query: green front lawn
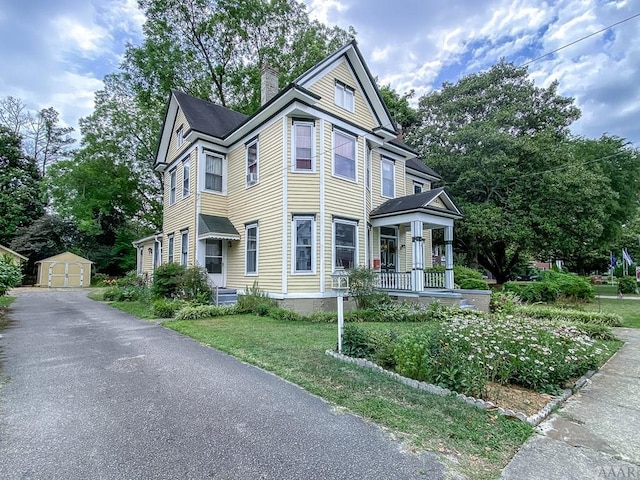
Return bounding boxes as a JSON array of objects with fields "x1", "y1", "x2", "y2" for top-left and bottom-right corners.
[
  {"x1": 578, "y1": 298, "x2": 640, "y2": 328},
  {"x1": 164, "y1": 315, "x2": 531, "y2": 480}
]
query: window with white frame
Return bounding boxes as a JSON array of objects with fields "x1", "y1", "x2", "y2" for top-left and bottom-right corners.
[
  {"x1": 381, "y1": 158, "x2": 394, "y2": 198},
  {"x1": 293, "y1": 216, "x2": 314, "y2": 273},
  {"x1": 176, "y1": 126, "x2": 184, "y2": 148},
  {"x1": 333, "y1": 130, "x2": 356, "y2": 181},
  {"x1": 205, "y1": 154, "x2": 223, "y2": 192},
  {"x1": 182, "y1": 159, "x2": 190, "y2": 197},
  {"x1": 180, "y1": 230, "x2": 188, "y2": 265},
  {"x1": 334, "y1": 219, "x2": 357, "y2": 269},
  {"x1": 169, "y1": 170, "x2": 176, "y2": 205},
  {"x1": 414, "y1": 182, "x2": 423, "y2": 194},
  {"x1": 245, "y1": 223, "x2": 258, "y2": 274},
  {"x1": 246, "y1": 140, "x2": 258, "y2": 186},
  {"x1": 167, "y1": 234, "x2": 174, "y2": 263},
  {"x1": 334, "y1": 80, "x2": 354, "y2": 112},
  {"x1": 293, "y1": 122, "x2": 313, "y2": 171}
]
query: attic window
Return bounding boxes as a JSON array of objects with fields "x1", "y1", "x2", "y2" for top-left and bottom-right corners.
[
  {"x1": 334, "y1": 80, "x2": 354, "y2": 112},
  {"x1": 176, "y1": 125, "x2": 184, "y2": 148}
]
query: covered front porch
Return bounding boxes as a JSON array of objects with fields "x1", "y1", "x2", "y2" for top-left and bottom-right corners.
[{"x1": 369, "y1": 187, "x2": 463, "y2": 293}]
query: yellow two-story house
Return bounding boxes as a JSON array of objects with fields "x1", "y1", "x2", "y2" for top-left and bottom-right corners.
[{"x1": 134, "y1": 41, "x2": 479, "y2": 311}]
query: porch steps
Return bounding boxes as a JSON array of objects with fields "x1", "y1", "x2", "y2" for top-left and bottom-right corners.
[{"x1": 215, "y1": 288, "x2": 238, "y2": 306}]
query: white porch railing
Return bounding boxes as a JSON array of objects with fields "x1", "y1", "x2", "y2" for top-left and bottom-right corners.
[
  {"x1": 374, "y1": 271, "x2": 446, "y2": 291},
  {"x1": 375, "y1": 272, "x2": 412, "y2": 290},
  {"x1": 424, "y1": 271, "x2": 445, "y2": 288}
]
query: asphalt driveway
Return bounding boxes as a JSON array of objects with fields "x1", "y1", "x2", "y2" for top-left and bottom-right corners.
[{"x1": 0, "y1": 290, "x2": 443, "y2": 479}]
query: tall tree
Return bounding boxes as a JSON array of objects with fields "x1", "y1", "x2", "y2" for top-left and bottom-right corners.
[
  {"x1": 379, "y1": 84, "x2": 417, "y2": 136},
  {"x1": 407, "y1": 60, "x2": 606, "y2": 282},
  {"x1": 0, "y1": 126, "x2": 44, "y2": 245}
]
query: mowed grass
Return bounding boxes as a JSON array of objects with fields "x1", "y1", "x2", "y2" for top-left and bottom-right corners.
[
  {"x1": 163, "y1": 315, "x2": 532, "y2": 480},
  {"x1": 578, "y1": 298, "x2": 640, "y2": 328}
]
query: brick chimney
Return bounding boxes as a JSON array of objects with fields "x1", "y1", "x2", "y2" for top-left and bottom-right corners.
[{"x1": 261, "y1": 63, "x2": 279, "y2": 106}]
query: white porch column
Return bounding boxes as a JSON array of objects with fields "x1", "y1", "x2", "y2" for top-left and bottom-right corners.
[
  {"x1": 445, "y1": 225, "x2": 454, "y2": 289},
  {"x1": 411, "y1": 220, "x2": 425, "y2": 292}
]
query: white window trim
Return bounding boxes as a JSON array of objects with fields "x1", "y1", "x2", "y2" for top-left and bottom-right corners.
[
  {"x1": 414, "y1": 181, "x2": 423, "y2": 194},
  {"x1": 334, "y1": 80, "x2": 355, "y2": 112},
  {"x1": 167, "y1": 234, "x2": 175, "y2": 263},
  {"x1": 292, "y1": 121, "x2": 315, "y2": 173},
  {"x1": 332, "y1": 130, "x2": 357, "y2": 183},
  {"x1": 176, "y1": 126, "x2": 184, "y2": 148},
  {"x1": 169, "y1": 170, "x2": 177, "y2": 205},
  {"x1": 180, "y1": 230, "x2": 189, "y2": 266},
  {"x1": 245, "y1": 223, "x2": 258, "y2": 275},
  {"x1": 246, "y1": 139, "x2": 259, "y2": 188},
  {"x1": 291, "y1": 216, "x2": 315, "y2": 275},
  {"x1": 381, "y1": 157, "x2": 395, "y2": 199},
  {"x1": 332, "y1": 218, "x2": 358, "y2": 271},
  {"x1": 182, "y1": 159, "x2": 190, "y2": 198},
  {"x1": 203, "y1": 153, "x2": 226, "y2": 195}
]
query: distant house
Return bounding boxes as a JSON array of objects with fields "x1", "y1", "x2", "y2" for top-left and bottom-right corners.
[
  {"x1": 0, "y1": 244, "x2": 27, "y2": 266},
  {"x1": 133, "y1": 40, "x2": 489, "y2": 312}
]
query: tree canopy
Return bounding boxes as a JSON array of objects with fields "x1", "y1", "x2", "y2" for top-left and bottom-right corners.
[{"x1": 407, "y1": 61, "x2": 639, "y2": 281}]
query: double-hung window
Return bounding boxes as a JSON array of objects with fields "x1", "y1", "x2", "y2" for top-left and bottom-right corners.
[
  {"x1": 334, "y1": 80, "x2": 354, "y2": 112},
  {"x1": 245, "y1": 223, "x2": 258, "y2": 275},
  {"x1": 176, "y1": 126, "x2": 184, "y2": 148},
  {"x1": 167, "y1": 234, "x2": 174, "y2": 263},
  {"x1": 182, "y1": 160, "x2": 190, "y2": 197},
  {"x1": 169, "y1": 170, "x2": 176, "y2": 205},
  {"x1": 293, "y1": 122, "x2": 313, "y2": 171},
  {"x1": 414, "y1": 182, "x2": 423, "y2": 194},
  {"x1": 334, "y1": 219, "x2": 357, "y2": 269},
  {"x1": 180, "y1": 230, "x2": 188, "y2": 266},
  {"x1": 381, "y1": 158, "x2": 394, "y2": 198},
  {"x1": 205, "y1": 154, "x2": 223, "y2": 192},
  {"x1": 333, "y1": 130, "x2": 356, "y2": 181},
  {"x1": 246, "y1": 139, "x2": 258, "y2": 186},
  {"x1": 293, "y1": 216, "x2": 314, "y2": 273}
]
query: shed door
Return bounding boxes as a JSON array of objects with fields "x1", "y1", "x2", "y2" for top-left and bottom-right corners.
[{"x1": 48, "y1": 262, "x2": 84, "y2": 287}]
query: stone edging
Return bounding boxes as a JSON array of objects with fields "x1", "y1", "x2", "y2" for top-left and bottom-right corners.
[{"x1": 325, "y1": 349, "x2": 596, "y2": 426}]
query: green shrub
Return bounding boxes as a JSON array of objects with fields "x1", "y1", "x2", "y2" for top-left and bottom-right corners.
[
  {"x1": 458, "y1": 278, "x2": 489, "y2": 290},
  {"x1": 0, "y1": 259, "x2": 22, "y2": 296},
  {"x1": 180, "y1": 266, "x2": 213, "y2": 303},
  {"x1": 348, "y1": 267, "x2": 390, "y2": 309},
  {"x1": 174, "y1": 304, "x2": 237, "y2": 320},
  {"x1": 151, "y1": 263, "x2": 187, "y2": 298},
  {"x1": 268, "y1": 307, "x2": 302, "y2": 322},
  {"x1": 236, "y1": 282, "x2": 277, "y2": 314},
  {"x1": 617, "y1": 276, "x2": 637, "y2": 294},
  {"x1": 306, "y1": 311, "x2": 337, "y2": 323},
  {"x1": 540, "y1": 270, "x2": 594, "y2": 301},
  {"x1": 515, "y1": 304, "x2": 622, "y2": 326},
  {"x1": 504, "y1": 281, "x2": 559, "y2": 303},
  {"x1": 102, "y1": 286, "x2": 120, "y2": 301},
  {"x1": 341, "y1": 324, "x2": 374, "y2": 358},
  {"x1": 490, "y1": 291, "x2": 520, "y2": 315},
  {"x1": 368, "y1": 329, "x2": 398, "y2": 369},
  {"x1": 91, "y1": 273, "x2": 110, "y2": 287},
  {"x1": 103, "y1": 285, "x2": 149, "y2": 302},
  {"x1": 152, "y1": 298, "x2": 187, "y2": 318}
]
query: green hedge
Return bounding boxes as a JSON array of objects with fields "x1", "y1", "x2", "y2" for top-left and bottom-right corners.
[
  {"x1": 174, "y1": 304, "x2": 237, "y2": 320},
  {"x1": 515, "y1": 304, "x2": 622, "y2": 326}
]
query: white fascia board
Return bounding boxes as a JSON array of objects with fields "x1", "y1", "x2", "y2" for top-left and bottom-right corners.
[
  {"x1": 371, "y1": 211, "x2": 455, "y2": 228},
  {"x1": 155, "y1": 94, "x2": 179, "y2": 168}
]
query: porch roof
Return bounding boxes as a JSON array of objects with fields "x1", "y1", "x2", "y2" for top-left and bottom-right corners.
[
  {"x1": 370, "y1": 187, "x2": 463, "y2": 219},
  {"x1": 198, "y1": 214, "x2": 240, "y2": 241}
]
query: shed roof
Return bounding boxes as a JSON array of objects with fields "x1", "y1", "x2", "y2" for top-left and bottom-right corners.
[
  {"x1": 35, "y1": 252, "x2": 93, "y2": 264},
  {"x1": 0, "y1": 244, "x2": 27, "y2": 261}
]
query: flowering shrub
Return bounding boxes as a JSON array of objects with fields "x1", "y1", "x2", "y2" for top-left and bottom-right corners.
[
  {"x1": 394, "y1": 315, "x2": 611, "y2": 395},
  {"x1": 0, "y1": 258, "x2": 22, "y2": 296},
  {"x1": 490, "y1": 291, "x2": 520, "y2": 315}
]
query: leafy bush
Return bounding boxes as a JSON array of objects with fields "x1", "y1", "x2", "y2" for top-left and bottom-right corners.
[
  {"x1": 458, "y1": 278, "x2": 489, "y2": 290},
  {"x1": 342, "y1": 324, "x2": 374, "y2": 358},
  {"x1": 367, "y1": 329, "x2": 398, "y2": 369},
  {"x1": 151, "y1": 263, "x2": 187, "y2": 298},
  {"x1": 348, "y1": 267, "x2": 389, "y2": 309},
  {"x1": 306, "y1": 311, "x2": 337, "y2": 323},
  {"x1": 117, "y1": 271, "x2": 148, "y2": 288},
  {"x1": 617, "y1": 276, "x2": 637, "y2": 294},
  {"x1": 490, "y1": 291, "x2": 520, "y2": 315},
  {"x1": 504, "y1": 281, "x2": 559, "y2": 303},
  {"x1": 179, "y1": 266, "x2": 213, "y2": 303},
  {"x1": 174, "y1": 304, "x2": 237, "y2": 320},
  {"x1": 236, "y1": 282, "x2": 277, "y2": 314},
  {"x1": 91, "y1": 273, "x2": 110, "y2": 287},
  {"x1": 540, "y1": 270, "x2": 594, "y2": 301},
  {"x1": 152, "y1": 299, "x2": 187, "y2": 318},
  {"x1": 103, "y1": 285, "x2": 149, "y2": 302},
  {"x1": 267, "y1": 307, "x2": 302, "y2": 322},
  {"x1": 515, "y1": 305, "x2": 622, "y2": 326},
  {"x1": 0, "y1": 259, "x2": 22, "y2": 296}
]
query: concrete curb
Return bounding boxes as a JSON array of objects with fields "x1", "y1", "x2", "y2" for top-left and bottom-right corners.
[{"x1": 325, "y1": 350, "x2": 597, "y2": 426}]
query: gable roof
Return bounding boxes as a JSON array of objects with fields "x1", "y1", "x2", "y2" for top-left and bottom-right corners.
[
  {"x1": 370, "y1": 188, "x2": 463, "y2": 218},
  {"x1": 35, "y1": 252, "x2": 93, "y2": 264},
  {"x1": 406, "y1": 158, "x2": 441, "y2": 180},
  {"x1": 173, "y1": 90, "x2": 248, "y2": 139},
  {"x1": 0, "y1": 244, "x2": 27, "y2": 261}
]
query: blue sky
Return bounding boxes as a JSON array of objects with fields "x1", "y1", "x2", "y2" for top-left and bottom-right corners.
[{"x1": 0, "y1": 0, "x2": 638, "y2": 145}]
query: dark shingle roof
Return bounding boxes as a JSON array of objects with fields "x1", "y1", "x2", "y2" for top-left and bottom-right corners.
[
  {"x1": 405, "y1": 157, "x2": 441, "y2": 179},
  {"x1": 370, "y1": 187, "x2": 462, "y2": 218},
  {"x1": 198, "y1": 214, "x2": 240, "y2": 239},
  {"x1": 173, "y1": 90, "x2": 248, "y2": 139}
]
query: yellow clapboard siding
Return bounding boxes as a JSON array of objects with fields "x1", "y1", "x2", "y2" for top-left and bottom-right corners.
[{"x1": 307, "y1": 61, "x2": 378, "y2": 131}]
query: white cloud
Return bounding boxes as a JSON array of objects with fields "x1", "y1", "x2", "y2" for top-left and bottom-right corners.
[{"x1": 54, "y1": 16, "x2": 111, "y2": 57}]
